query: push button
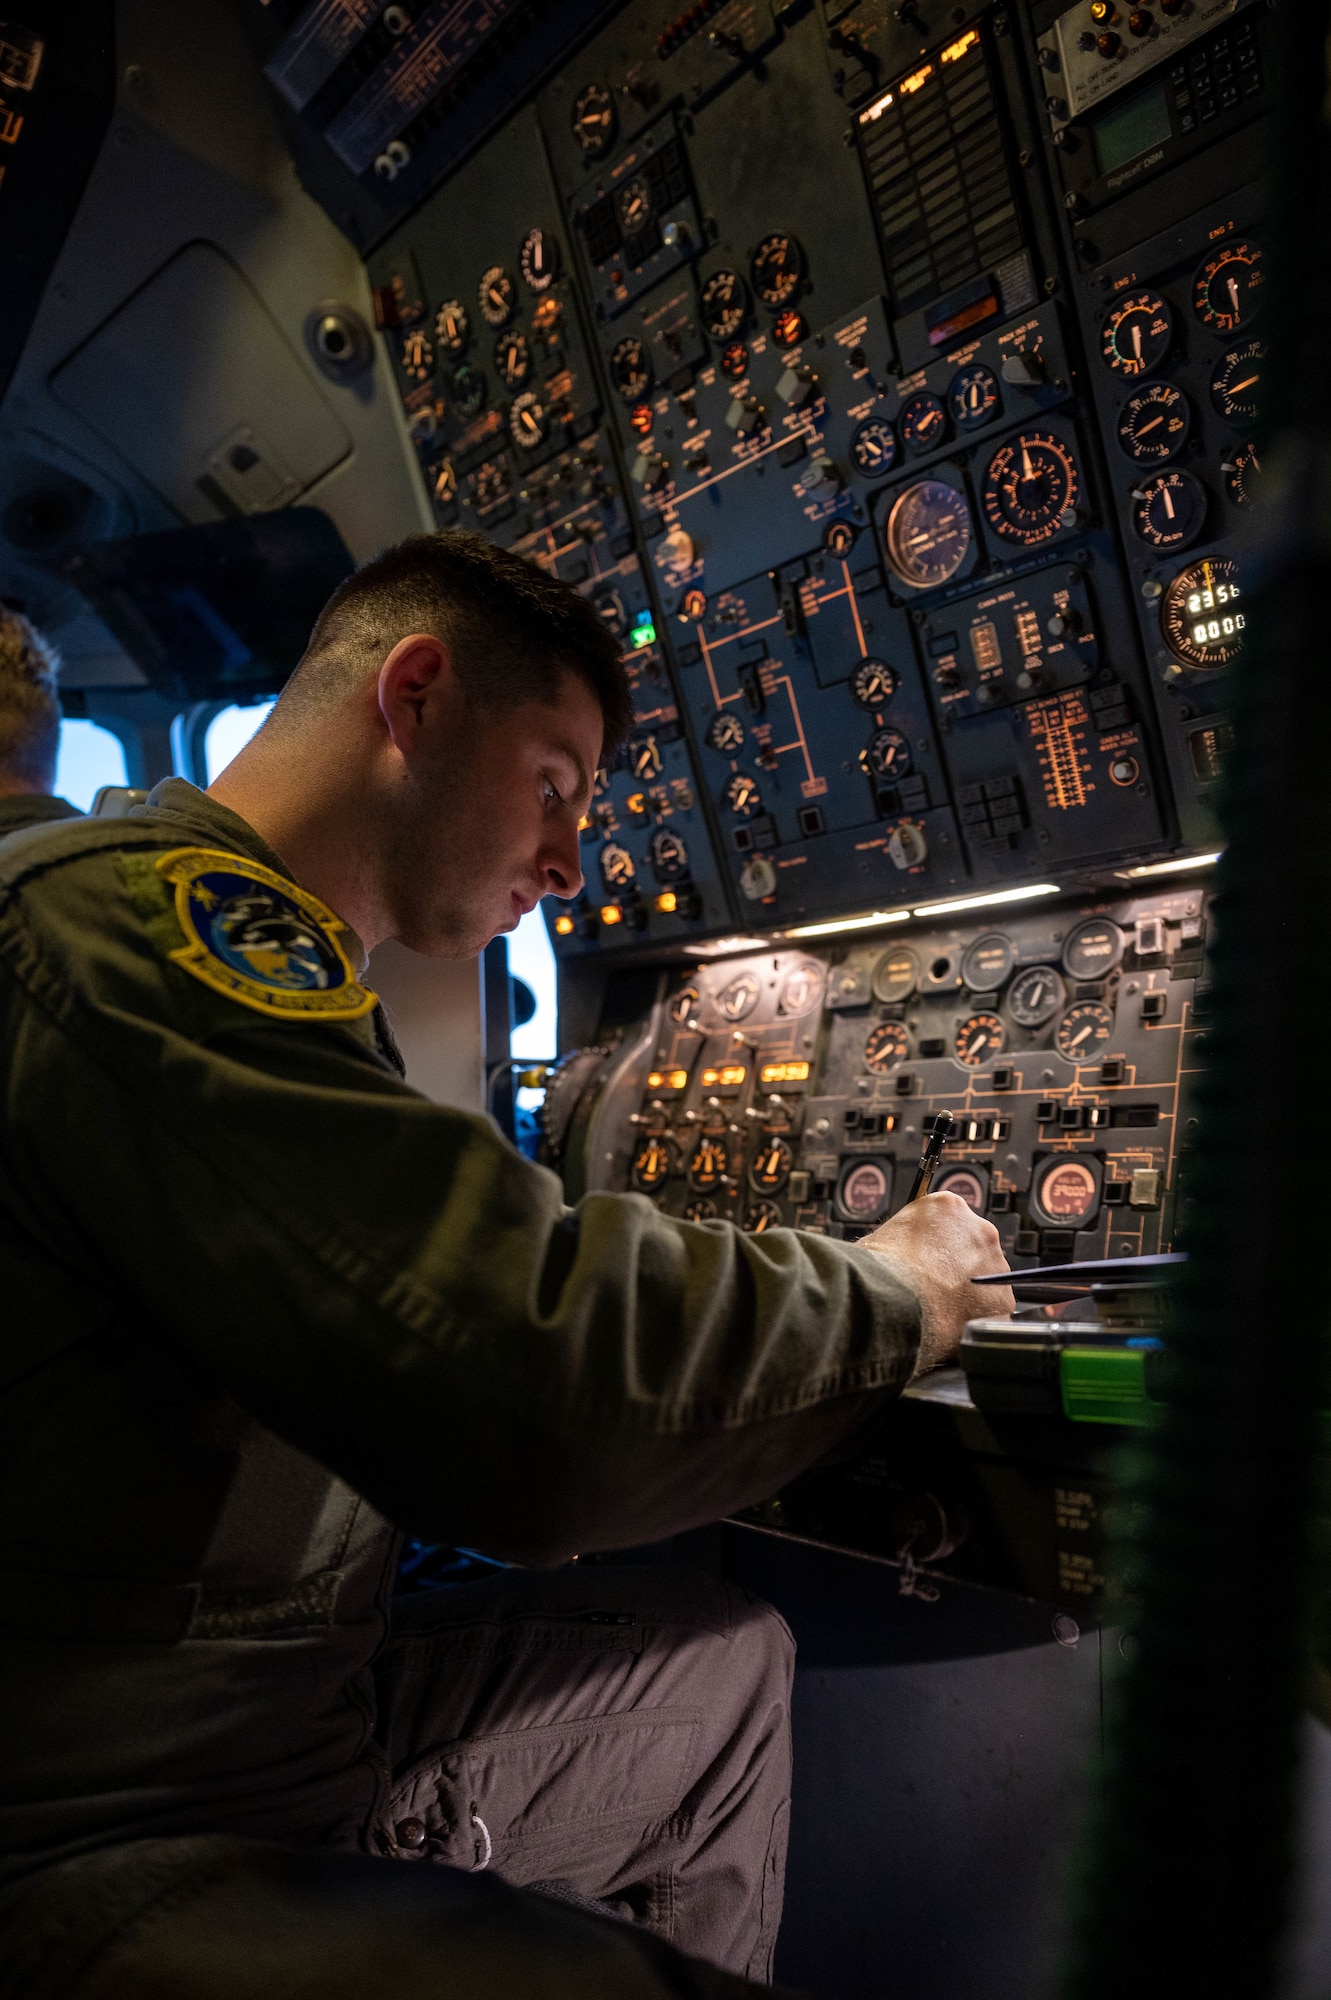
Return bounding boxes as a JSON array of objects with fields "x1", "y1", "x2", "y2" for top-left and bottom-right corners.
[{"x1": 396, "y1": 1817, "x2": 427, "y2": 1848}]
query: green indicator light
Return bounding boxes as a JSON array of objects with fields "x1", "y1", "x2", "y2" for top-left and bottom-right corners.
[{"x1": 630, "y1": 617, "x2": 657, "y2": 648}]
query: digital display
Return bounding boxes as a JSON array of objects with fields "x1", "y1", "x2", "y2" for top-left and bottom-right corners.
[
  {"x1": 1091, "y1": 80, "x2": 1172, "y2": 176},
  {"x1": 1162, "y1": 559, "x2": 1246, "y2": 669}
]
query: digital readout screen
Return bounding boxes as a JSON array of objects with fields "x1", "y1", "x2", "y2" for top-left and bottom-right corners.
[{"x1": 1091, "y1": 79, "x2": 1172, "y2": 177}]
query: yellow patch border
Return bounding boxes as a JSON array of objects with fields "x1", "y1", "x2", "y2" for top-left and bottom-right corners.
[{"x1": 155, "y1": 846, "x2": 378, "y2": 1022}]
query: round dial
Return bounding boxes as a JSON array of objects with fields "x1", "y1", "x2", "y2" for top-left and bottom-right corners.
[
  {"x1": 1101, "y1": 290, "x2": 1173, "y2": 376},
  {"x1": 494, "y1": 331, "x2": 531, "y2": 388},
  {"x1": 745, "y1": 1201, "x2": 783, "y2": 1234},
  {"x1": 864, "y1": 1019, "x2": 909, "y2": 1071},
  {"x1": 982, "y1": 433, "x2": 1078, "y2": 544},
  {"x1": 572, "y1": 79, "x2": 615, "y2": 156},
  {"x1": 450, "y1": 362, "x2": 486, "y2": 418},
  {"x1": 478, "y1": 265, "x2": 515, "y2": 327},
  {"x1": 599, "y1": 842, "x2": 636, "y2": 888},
  {"x1": 935, "y1": 1166, "x2": 987, "y2": 1211},
  {"x1": 1210, "y1": 338, "x2": 1265, "y2": 425},
  {"x1": 723, "y1": 771, "x2": 762, "y2": 816},
  {"x1": 1061, "y1": 918, "x2": 1124, "y2": 979},
  {"x1": 1118, "y1": 382, "x2": 1190, "y2": 463},
  {"x1": 850, "y1": 418, "x2": 898, "y2": 480},
  {"x1": 1131, "y1": 468, "x2": 1207, "y2": 549},
  {"x1": 1192, "y1": 239, "x2": 1263, "y2": 335},
  {"x1": 872, "y1": 944, "x2": 919, "y2": 1002},
  {"x1": 700, "y1": 268, "x2": 747, "y2": 340},
  {"x1": 509, "y1": 391, "x2": 549, "y2": 450},
  {"x1": 954, "y1": 1011, "x2": 1005, "y2": 1066},
  {"x1": 772, "y1": 307, "x2": 806, "y2": 349},
  {"x1": 532, "y1": 293, "x2": 563, "y2": 344},
  {"x1": 432, "y1": 458, "x2": 457, "y2": 507},
  {"x1": 838, "y1": 1158, "x2": 892, "y2": 1221},
  {"x1": 1007, "y1": 964, "x2": 1066, "y2": 1027},
  {"x1": 650, "y1": 828, "x2": 690, "y2": 880},
  {"x1": 779, "y1": 959, "x2": 825, "y2": 1015},
  {"x1": 824, "y1": 519, "x2": 859, "y2": 557},
  {"x1": 631, "y1": 1134, "x2": 673, "y2": 1191},
  {"x1": 884, "y1": 480, "x2": 972, "y2": 590},
  {"x1": 750, "y1": 232, "x2": 803, "y2": 308},
  {"x1": 960, "y1": 932, "x2": 1015, "y2": 991},
  {"x1": 617, "y1": 175, "x2": 652, "y2": 235},
  {"x1": 851, "y1": 657, "x2": 900, "y2": 709},
  {"x1": 720, "y1": 340, "x2": 750, "y2": 380},
  {"x1": 434, "y1": 299, "x2": 469, "y2": 353},
  {"x1": 684, "y1": 1197, "x2": 717, "y2": 1221},
  {"x1": 519, "y1": 226, "x2": 559, "y2": 293},
  {"x1": 399, "y1": 328, "x2": 434, "y2": 382},
  {"x1": 1033, "y1": 1156, "x2": 1100, "y2": 1226},
  {"x1": 948, "y1": 364, "x2": 1000, "y2": 430},
  {"x1": 716, "y1": 971, "x2": 761, "y2": 1021},
  {"x1": 750, "y1": 1135, "x2": 794, "y2": 1193},
  {"x1": 867, "y1": 727, "x2": 912, "y2": 780},
  {"x1": 688, "y1": 1135, "x2": 729, "y2": 1190},
  {"x1": 668, "y1": 984, "x2": 699, "y2": 1025},
  {"x1": 1055, "y1": 1000, "x2": 1114, "y2": 1061},
  {"x1": 610, "y1": 335, "x2": 652, "y2": 401},
  {"x1": 900, "y1": 392, "x2": 947, "y2": 454},
  {"x1": 1161, "y1": 556, "x2": 1245, "y2": 667},
  {"x1": 708, "y1": 709, "x2": 745, "y2": 753},
  {"x1": 1224, "y1": 441, "x2": 1264, "y2": 508}
]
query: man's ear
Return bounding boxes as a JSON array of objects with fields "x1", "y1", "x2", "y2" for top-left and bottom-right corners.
[{"x1": 376, "y1": 633, "x2": 460, "y2": 753}]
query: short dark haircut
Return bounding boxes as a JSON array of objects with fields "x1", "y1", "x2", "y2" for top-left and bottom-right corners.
[
  {"x1": 0, "y1": 606, "x2": 60, "y2": 790},
  {"x1": 277, "y1": 530, "x2": 634, "y2": 757}
]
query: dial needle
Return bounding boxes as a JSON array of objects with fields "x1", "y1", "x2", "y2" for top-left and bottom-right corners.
[
  {"x1": 1137, "y1": 414, "x2": 1165, "y2": 436},
  {"x1": 1227, "y1": 275, "x2": 1241, "y2": 314},
  {"x1": 1230, "y1": 374, "x2": 1259, "y2": 394},
  {"x1": 1130, "y1": 325, "x2": 1142, "y2": 358}
]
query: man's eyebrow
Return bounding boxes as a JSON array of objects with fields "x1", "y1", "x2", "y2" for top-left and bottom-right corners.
[{"x1": 553, "y1": 744, "x2": 591, "y2": 806}]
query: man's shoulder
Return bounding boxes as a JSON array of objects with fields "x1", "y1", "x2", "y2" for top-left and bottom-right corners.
[{"x1": 0, "y1": 807, "x2": 187, "y2": 894}]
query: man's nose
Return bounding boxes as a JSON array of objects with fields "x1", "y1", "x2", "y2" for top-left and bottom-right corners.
[{"x1": 541, "y1": 822, "x2": 584, "y2": 901}]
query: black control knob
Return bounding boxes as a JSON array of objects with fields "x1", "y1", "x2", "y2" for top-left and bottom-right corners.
[{"x1": 1096, "y1": 29, "x2": 1122, "y2": 54}]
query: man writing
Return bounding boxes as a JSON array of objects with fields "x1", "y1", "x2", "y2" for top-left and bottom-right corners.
[{"x1": 0, "y1": 532, "x2": 1010, "y2": 1998}]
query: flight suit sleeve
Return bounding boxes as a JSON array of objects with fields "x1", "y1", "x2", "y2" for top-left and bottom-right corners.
[{"x1": 0, "y1": 847, "x2": 923, "y2": 1565}]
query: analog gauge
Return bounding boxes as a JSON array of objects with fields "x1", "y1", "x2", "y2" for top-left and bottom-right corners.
[
  {"x1": 688, "y1": 1135, "x2": 729, "y2": 1190},
  {"x1": 631, "y1": 1134, "x2": 673, "y2": 1191},
  {"x1": 684, "y1": 1197, "x2": 717, "y2": 1221},
  {"x1": 960, "y1": 932, "x2": 1015, "y2": 991},
  {"x1": 837, "y1": 1158, "x2": 893, "y2": 1222},
  {"x1": 708, "y1": 710, "x2": 745, "y2": 753},
  {"x1": 745, "y1": 1201, "x2": 784, "y2": 1233},
  {"x1": 720, "y1": 340, "x2": 750, "y2": 379},
  {"x1": 867, "y1": 728, "x2": 912, "y2": 780},
  {"x1": 935, "y1": 1166, "x2": 987, "y2": 1211},
  {"x1": 494, "y1": 331, "x2": 531, "y2": 388},
  {"x1": 1131, "y1": 468, "x2": 1207, "y2": 549},
  {"x1": 399, "y1": 328, "x2": 434, "y2": 382},
  {"x1": 434, "y1": 299, "x2": 469, "y2": 353},
  {"x1": 851, "y1": 657, "x2": 900, "y2": 709},
  {"x1": 723, "y1": 771, "x2": 762, "y2": 816},
  {"x1": 872, "y1": 944, "x2": 920, "y2": 1002},
  {"x1": 599, "y1": 842, "x2": 636, "y2": 888},
  {"x1": 610, "y1": 335, "x2": 652, "y2": 401},
  {"x1": 884, "y1": 480, "x2": 973, "y2": 590},
  {"x1": 955, "y1": 1011, "x2": 1006, "y2": 1066},
  {"x1": 617, "y1": 175, "x2": 653, "y2": 235},
  {"x1": 478, "y1": 265, "x2": 515, "y2": 327},
  {"x1": 432, "y1": 458, "x2": 457, "y2": 507},
  {"x1": 572, "y1": 79, "x2": 615, "y2": 156},
  {"x1": 1161, "y1": 556, "x2": 1245, "y2": 667},
  {"x1": 532, "y1": 293, "x2": 563, "y2": 344},
  {"x1": 1210, "y1": 338, "x2": 1265, "y2": 425},
  {"x1": 1224, "y1": 441, "x2": 1265, "y2": 508},
  {"x1": 949, "y1": 364, "x2": 1000, "y2": 430},
  {"x1": 668, "y1": 984, "x2": 699, "y2": 1025},
  {"x1": 509, "y1": 391, "x2": 549, "y2": 450},
  {"x1": 1192, "y1": 239, "x2": 1264, "y2": 335},
  {"x1": 850, "y1": 419, "x2": 898, "y2": 480},
  {"x1": 1055, "y1": 1000, "x2": 1114, "y2": 1061},
  {"x1": 1118, "y1": 381, "x2": 1190, "y2": 463},
  {"x1": 750, "y1": 1135, "x2": 794, "y2": 1193},
  {"x1": 750, "y1": 232, "x2": 803, "y2": 308},
  {"x1": 900, "y1": 392, "x2": 947, "y2": 454},
  {"x1": 864, "y1": 1019, "x2": 909, "y2": 1071},
  {"x1": 779, "y1": 958, "x2": 825, "y2": 1015},
  {"x1": 982, "y1": 433, "x2": 1078, "y2": 544},
  {"x1": 1101, "y1": 290, "x2": 1173, "y2": 376},
  {"x1": 450, "y1": 362, "x2": 486, "y2": 418},
  {"x1": 1007, "y1": 964, "x2": 1066, "y2": 1028},
  {"x1": 1032, "y1": 1156, "x2": 1100, "y2": 1227},
  {"x1": 519, "y1": 226, "x2": 559, "y2": 293},
  {"x1": 700, "y1": 268, "x2": 747, "y2": 340},
  {"x1": 650, "y1": 828, "x2": 690, "y2": 880},
  {"x1": 716, "y1": 971, "x2": 761, "y2": 1021},
  {"x1": 772, "y1": 308, "x2": 806, "y2": 349},
  {"x1": 1061, "y1": 917, "x2": 1124, "y2": 979}
]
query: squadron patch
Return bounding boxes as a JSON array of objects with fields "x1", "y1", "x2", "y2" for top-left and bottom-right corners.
[{"x1": 153, "y1": 847, "x2": 377, "y2": 1022}]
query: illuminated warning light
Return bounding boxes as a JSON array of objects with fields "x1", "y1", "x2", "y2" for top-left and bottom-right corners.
[
  {"x1": 554, "y1": 914, "x2": 576, "y2": 935},
  {"x1": 858, "y1": 86, "x2": 896, "y2": 123},
  {"x1": 629, "y1": 401, "x2": 654, "y2": 435},
  {"x1": 655, "y1": 890, "x2": 679, "y2": 913},
  {"x1": 940, "y1": 28, "x2": 979, "y2": 60},
  {"x1": 646, "y1": 1068, "x2": 690, "y2": 1091},
  {"x1": 630, "y1": 612, "x2": 657, "y2": 649},
  {"x1": 682, "y1": 588, "x2": 707, "y2": 620},
  {"x1": 701, "y1": 1063, "x2": 747, "y2": 1089},
  {"x1": 578, "y1": 812, "x2": 593, "y2": 832},
  {"x1": 600, "y1": 903, "x2": 623, "y2": 925},
  {"x1": 760, "y1": 1060, "x2": 811, "y2": 1086},
  {"x1": 899, "y1": 60, "x2": 933, "y2": 94},
  {"x1": 773, "y1": 309, "x2": 806, "y2": 349}
]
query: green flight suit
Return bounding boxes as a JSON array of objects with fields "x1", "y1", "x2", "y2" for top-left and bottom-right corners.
[{"x1": 0, "y1": 793, "x2": 80, "y2": 838}]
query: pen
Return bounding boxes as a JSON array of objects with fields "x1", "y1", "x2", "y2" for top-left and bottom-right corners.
[{"x1": 906, "y1": 1111, "x2": 955, "y2": 1203}]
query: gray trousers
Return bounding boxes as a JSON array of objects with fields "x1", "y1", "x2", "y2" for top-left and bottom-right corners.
[{"x1": 0, "y1": 1566, "x2": 799, "y2": 1998}]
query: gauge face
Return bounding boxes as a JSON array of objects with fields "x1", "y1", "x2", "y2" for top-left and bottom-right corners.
[
  {"x1": 450, "y1": 362, "x2": 486, "y2": 417},
  {"x1": 838, "y1": 1158, "x2": 892, "y2": 1222},
  {"x1": 745, "y1": 1200, "x2": 783, "y2": 1233},
  {"x1": 850, "y1": 419, "x2": 898, "y2": 480},
  {"x1": 509, "y1": 390, "x2": 548, "y2": 450},
  {"x1": 772, "y1": 308, "x2": 806, "y2": 348},
  {"x1": 716, "y1": 971, "x2": 761, "y2": 1021},
  {"x1": 1161, "y1": 556, "x2": 1245, "y2": 667},
  {"x1": 723, "y1": 771, "x2": 762, "y2": 816},
  {"x1": 707, "y1": 710, "x2": 745, "y2": 754},
  {"x1": 599, "y1": 842, "x2": 636, "y2": 888},
  {"x1": 478, "y1": 265, "x2": 515, "y2": 327},
  {"x1": 610, "y1": 335, "x2": 652, "y2": 401},
  {"x1": 720, "y1": 339, "x2": 750, "y2": 379},
  {"x1": 531, "y1": 294, "x2": 563, "y2": 344},
  {"x1": 1131, "y1": 468, "x2": 1207, "y2": 549},
  {"x1": 779, "y1": 959, "x2": 825, "y2": 1016},
  {"x1": 684, "y1": 1197, "x2": 717, "y2": 1221},
  {"x1": 864, "y1": 1020, "x2": 909, "y2": 1072},
  {"x1": 884, "y1": 480, "x2": 972, "y2": 590},
  {"x1": 432, "y1": 458, "x2": 457, "y2": 506},
  {"x1": 751, "y1": 232, "x2": 803, "y2": 307},
  {"x1": 900, "y1": 392, "x2": 947, "y2": 454},
  {"x1": 572, "y1": 79, "x2": 615, "y2": 155},
  {"x1": 519, "y1": 226, "x2": 559, "y2": 293},
  {"x1": 851, "y1": 657, "x2": 899, "y2": 709},
  {"x1": 1061, "y1": 917, "x2": 1124, "y2": 979},
  {"x1": 1032, "y1": 1156, "x2": 1100, "y2": 1226},
  {"x1": 935, "y1": 1166, "x2": 987, "y2": 1212},
  {"x1": 960, "y1": 932, "x2": 1015, "y2": 991},
  {"x1": 955, "y1": 1011, "x2": 1005, "y2": 1066},
  {"x1": 688, "y1": 1135, "x2": 729, "y2": 1190},
  {"x1": 867, "y1": 728, "x2": 912, "y2": 780},
  {"x1": 1193, "y1": 239, "x2": 1264, "y2": 335},
  {"x1": 700, "y1": 268, "x2": 747, "y2": 340},
  {"x1": 1055, "y1": 1000, "x2": 1114, "y2": 1061},
  {"x1": 617, "y1": 175, "x2": 652, "y2": 235},
  {"x1": 1101, "y1": 290, "x2": 1173, "y2": 377},
  {"x1": 668, "y1": 984, "x2": 699, "y2": 1025},
  {"x1": 1118, "y1": 381, "x2": 1189, "y2": 463},
  {"x1": 650, "y1": 828, "x2": 689, "y2": 880},
  {"x1": 982, "y1": 433, "x2": 1078, "y2": 544},
  {"x1": 631, "y1": 1134, "x2": 673, "y2": 1191},
  {"x1": 1224, "y1": 441, "x2": 1264, "y2": 508},
  {"x1": 399, "y1": 329, "x2": 434, "y2": 382},
  {"x1": 750, "y1": 1135, "x2": 794, "y2": 1193},
  {"x1": 494, "y1": 331, "x2": 531, "y2": 388},
  {"x1": 1210, "y1": 338, "x2": 1265, "y2": 425},
  {"x1": 1007, "y1": 964, "x2": 1066, "y2": 1028},
  {"x1": 949, "y1": 364, "x2": 1000, "y2": 430},
  {"x1": 872, "y1": 944, "x2": 919, "y2": 1002},
  {"x1": 434, "y1": 299, "x2": 469, "y2": 353}
]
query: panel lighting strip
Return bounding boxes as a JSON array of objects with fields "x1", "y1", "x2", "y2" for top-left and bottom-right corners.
[
  {"x1": 1115, "y1": 851, "x2": 1222, "y2": 879},
  {"x1": 780, "y1": 881, "x2": 1062, "y2": 941}
]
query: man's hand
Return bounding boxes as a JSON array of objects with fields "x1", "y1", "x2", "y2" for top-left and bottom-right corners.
[{"x1": 857, "y1": 1193, "x2": 1014, "y2": 1377}]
